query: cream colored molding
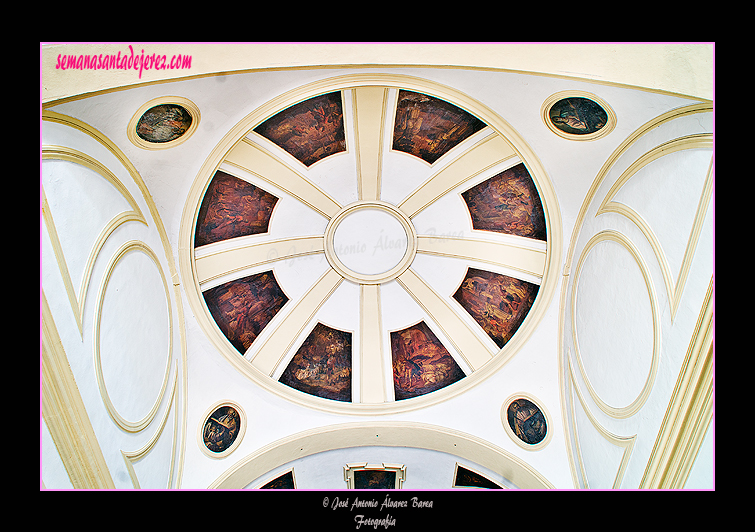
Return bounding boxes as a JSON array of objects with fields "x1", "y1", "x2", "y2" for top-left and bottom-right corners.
[
  {"x1": 541, "y1": 90, "x2": 617, "y2": 141},
  {"x1": 396, "y1": 268, "x2": 496, "y2": 372},
  {"x1": 195, "y1": 235, "x2": 325, "y2": 286},
  {"x1": 42, "y1": 110, "x2": 189, "y2": 487},
  {"x1": 398, "y1": 133, "x2": 515, "y2": 218},
  {"x1": 126, "y1": 95, "x2": 200, "y2": 150},
  {"x1": 324, "y1": 200, "x2": 417, "y2": 285},
  {"x1": 93, "y1": 240, "x2": 174, "y2": 433},
  {"x1": 567, "y1": 356, "x2": 637, "y2": 489},
  {"x1": 41, "y1": 43, "x2": 713, "y2": 106},
  {"x1": 353, "y1": 86, "x2": 389, "y2": 201},
  {"x1": 208, "y1": 421, "x2": 554, "y2": 489},
  {"x1": 641, "y1": 276, "x2": 714, "y2": 489},
  {"x1": 570, "y1": 230, "x2": 661, "y2": 419},
  {"x1": 360, "y1": 284, "x2": 387, "y2": 404},
  {"x1": 41, "y1": 146, "x2": 148, "y2": 337},
  {"x1": 596, "y1": 134, "x2": 714, "y2": 322},
  {"x1": 41, "y1": 290, "x2": 115, "y2": 489},
  {"x1": 197, "y1": 400, "x2": 248, "y2": 460},
  {"x1": 249, "y1": 268, "x2": 343, "y2": 375},
  {"x1": 501, "y1": 392, "x2": 554, "y2": 451},
  {"x1": 179, "y1": 72, "x2": 562, "y2": 416},
  {"x1": 416, "y1": 234, "x2": 546, "y2": 281},
  {"x1": 344, "y1": 462, "x2": 406, "y2": 489},
  {"x1": 226, "y1": 138, "x2": 342, "y2": 219},
  {"x1": 557, "y1": 102, "x2": 712, "y2": 488},
  {"x1": 560, "y1": 103, "x2": 712, "y2": 274},
  {"x1": 122, "y1": 367, "x2": 180, "y2": 488}
]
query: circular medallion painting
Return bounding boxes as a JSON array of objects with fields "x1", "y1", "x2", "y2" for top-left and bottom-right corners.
[
  {"x1": 137, "y1": 103, "x2": 192, "y2": 143},
  {"x1": 505, "y1": 397, "x2": 548, "y2": 446},
  {"x1": 128, "y1": 97, "x2": 200, "y2": 149},
  {"x1": 202, "y1": 404, "x2": 242, "y2": 455},
  {"x1": 542, "y1": 92, "x2": 615, "y2": 141},
  {"x1": 184, "y1": 76, "x2": 559, "y2": 414}
]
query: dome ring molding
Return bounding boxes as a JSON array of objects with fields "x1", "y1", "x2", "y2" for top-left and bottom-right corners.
[
  {"x1": 324, "y1": 200, "x2": 417, "y2": 285},
  {"x1": 179, "y1": 73, "x2": 563, "y2": 415}
]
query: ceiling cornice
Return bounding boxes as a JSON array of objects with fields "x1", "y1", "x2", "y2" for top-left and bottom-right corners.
[{"x1": 41, "y1": 43, "x2": 714, "y2": 106}]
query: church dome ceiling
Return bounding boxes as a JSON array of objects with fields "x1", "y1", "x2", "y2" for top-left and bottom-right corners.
[{"x1": 183, "y1": 76, "x2": 559, "y2": 414}]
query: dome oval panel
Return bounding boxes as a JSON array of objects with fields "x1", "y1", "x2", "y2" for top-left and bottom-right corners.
[
  {"x1": 571, "y1": 231, "x2": 660, "y2": 417},
  {"x1": 95, "y1": 242, "x2": 172, "y2": 432}
]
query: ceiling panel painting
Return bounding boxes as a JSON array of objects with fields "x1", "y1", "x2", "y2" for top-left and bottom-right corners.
[
  {"x1": 391, "y1": 321, "x2": 465, "y2": 400},
  {"x1": 453, "y1": 267, "x2": 539, "y2": 349},
  {"x1": 453, "y1": 465, "x2": 504, "y2": 489},
  {"x1": 462, "y1": 163, "x2": 546, "y2": 240},
  {"x1": 260, "y1": 470, "x2": 296, "y2": 489},
  {"x1": 195, "y1": 170, "x2": 279, "y2": 247},
  {"x1": 202, "y1": 271, "x2": 289, "y2": 355},
  {"x1": 253, "y1": 91, "x2": 346, "y2": 167},
  {"x1": 278, "y1": 322, "x2": 352, "y2": 402},
  {"x1": 392, "y1": 90, "x2": 486, "y2": 164}
]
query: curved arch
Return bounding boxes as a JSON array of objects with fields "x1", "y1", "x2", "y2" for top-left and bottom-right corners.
[{"x1": 208, "y1": 421, "x2": 554, "y2": 489}]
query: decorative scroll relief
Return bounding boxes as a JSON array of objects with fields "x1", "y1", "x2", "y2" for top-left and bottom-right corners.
[
  {"x1": 560, "y1": 105, "x2": 714, "y2": 489},
  {"x1": 95, "y1": 241, "x2": 173, "y2": 431},
  {"x1": 41, "y1": 146, "x2": 147, "y2": 336},
  {"x1": 596, "y1": 135, "x2": 713, "y2": 322},
  {"x1": 567, "y1": 356, "x2": 636, "y2": 489},
  {"x1": 571, "y1": 231, "x2": 660, "y2": 419},
  {"x1": 42, "y1": 112, "x2": 186, "y2": 489}
]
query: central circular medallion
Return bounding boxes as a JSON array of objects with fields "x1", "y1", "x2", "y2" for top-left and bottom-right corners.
[{"x1": 325, "y1": 201, "x2": 417, "y2": 284}]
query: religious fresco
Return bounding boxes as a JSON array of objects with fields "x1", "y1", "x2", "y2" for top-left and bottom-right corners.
[
  {"x1": 136, "y1": 103, "x2": 193, "y2": 143},
  {"x1": 391, "y1": 321, "x2": 465, "y2": 401},
  {"x1": 452, "y1": 268, "x2": 539, "y2": 349},
  {"x1": 462, "y1": 163, "x2": 547, "y2": 241},
  {"x1": 253, "y1": 91, "x2": 346, "y2": 166},
  {"x1": 194, "y1": 170, "x2": 279, "y2": 247},
  {"x1": 202, "y1": 405, "x2": 241, "y2": 453},
  {"x1": 506, "y1": 398, "x2": 548, "y2": 445},
  {"x1": 353, "y1": 469, "x2": 396, "y2": 489},
  {"x1": 260, "y1": 470, "x2": 295, "y2": 489},
  {"x1": 278, "y1": 323, "x2": 352, "y2": 402},
  {"x1": 548, "y1": 96, "x2": 608, "y2": 136},
  {"x1": 392, "y1": 90, "x2": 487, "y2": 164},
  {"x1": 454, "y1": 465, "x2": 503, "y2": 489},
  {"x1": 202, "y1": 271, "x2": 289, "y2": 355}
]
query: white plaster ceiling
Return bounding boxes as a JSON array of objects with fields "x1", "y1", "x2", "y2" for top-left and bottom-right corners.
[{"x1": 43, "y1": 56, "x2": 712, "y2": 489}]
